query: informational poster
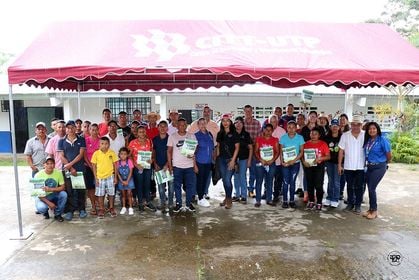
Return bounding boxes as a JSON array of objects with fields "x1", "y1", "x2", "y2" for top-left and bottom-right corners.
[
  {"x1": 29, "y1": 178, "x2": 49, "y2": 197},
  {"x1": 304, "y1": 148, "x2": 317, "y2": 166},
  {"x1": 283, "y1": 146, "x2": 297, "y2": 162},
  {"x1": 154, "y1": 169, "x2": 174, "y2": 185},
  {"x1": 260, "y1": 146, "x2": 273, "y2": 161}
]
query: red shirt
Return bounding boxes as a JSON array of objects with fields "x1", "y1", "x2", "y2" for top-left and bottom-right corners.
[
  {"x1": 98, "y1": 122, "x2": 109, "y2": 137},
  {"x1": 128, "y1": 138, "x2": 153, "y2": 163},
  {"x1": 146, "y1": 126, "x2": 159, "y2": 141},
  {"x1": 255, "y1": 136, "x2": 278, "y2": 161},
  {"x1": 303, "y1": 140, "x2": 330, "y2": 164}
]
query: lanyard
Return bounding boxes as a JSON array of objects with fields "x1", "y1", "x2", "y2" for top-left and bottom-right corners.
[{"x1": 365, "y1": 138, "x2": 378, "y2": 162}]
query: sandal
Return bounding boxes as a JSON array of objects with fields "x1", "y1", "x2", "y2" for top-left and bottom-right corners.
[
  {"x1": 109, "y1": 208, "x2": 117, "y2": 218},
  {"x1": 90, "y1": 209, "x2": 97, "y2": 215},
  {"x1": 98, "y1": 209, "x2": 105, "y2": 219}
]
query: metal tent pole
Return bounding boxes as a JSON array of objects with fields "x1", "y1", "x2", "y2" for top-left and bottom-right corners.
[
  {"x1": 77, "y1": 84, "x2": 81, "y2": 118},
  {"x1": 8, "y1": 85, "x2": 32, "y2": 240}
]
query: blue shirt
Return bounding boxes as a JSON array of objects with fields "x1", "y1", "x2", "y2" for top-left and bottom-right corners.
[
  {"x1": 57, "y1": 135, "x2": 86, "y2": 172},
  {"x1": 152, "y1": 134, "x2": 169, "y2": 168},
  {"x1": 279, "y1": 133, "x2": 305, "y2": 163},
  {"x1": 195, "y1": 131, "x2": 214, "y2": 164},
  {"x1": 364, "y1": 135, "x2": 391, "y2": 163}
]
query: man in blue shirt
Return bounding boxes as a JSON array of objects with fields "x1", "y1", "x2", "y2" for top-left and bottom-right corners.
[{"x1": 58, "y1": 120, "x2": 87, "y2": 221}]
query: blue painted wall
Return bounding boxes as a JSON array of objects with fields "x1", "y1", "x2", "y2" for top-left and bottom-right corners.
[{"x1": 0, "y1": 131, "x2": 12, "y2": 153}]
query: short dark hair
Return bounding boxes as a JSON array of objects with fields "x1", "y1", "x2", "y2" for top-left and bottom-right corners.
[
  {"x1": 178, "y1": 118, "x2": 187, "y2": 124},
  {"x1": 311, "y1": 127, "x2": 321, "y2": 135},
  {"x1": 102, "y1": 108, "x2": 111, "y2": 114},
  {"x1": 244, "y1": 105, "x2": 253, "y2": 110},
  {"x1": 119, "y1": 147, "x2": 130, "y2": 154},
  {"x1": 287, "y1": 103, "x2": 294, "y2": 108},
  {"x1": 90, "y1": 123, "x2": 98, "y2": 128},
  {"x1": 51, "y1": 117, "x2": 59, "y2": 122},
  {"x1": 263, "y1": 123, "x2": 274, "y2": 130},
  {"x1": 309, "y1": 111, "x2": 318, "y2": 116},
  {"x1": 108, "y1": 120, "x2": 118, "y2": 126},
  {"x1": 100, "y1": 137, "x2": 110, "y2": 143},
  {"x1": 158, "y1": 120, "x2": 168, "y2": 126}
]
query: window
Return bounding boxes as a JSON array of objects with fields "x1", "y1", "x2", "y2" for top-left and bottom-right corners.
[{"x1": 105, "y1": 97, "x2": 151, "y2": 121}]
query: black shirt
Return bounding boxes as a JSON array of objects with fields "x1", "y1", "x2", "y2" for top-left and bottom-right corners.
[
  {"x1": 236, "y1": 130, "x2": 253, "y2": 160},
  {"x1": 216, "y1": 131, "x2": 239, "y2": 159},
  {"x1": 323, "y1": 133, "x2": 341, "y2": 164}
]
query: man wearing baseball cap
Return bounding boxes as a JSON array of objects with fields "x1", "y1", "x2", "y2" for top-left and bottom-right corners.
[{"x1": 24, "y1": 121, "x2": 51, "y2": 177}]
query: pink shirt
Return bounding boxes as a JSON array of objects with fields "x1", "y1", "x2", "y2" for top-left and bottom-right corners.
[
  {"x1": 85, "y1": 136, "x2": 100, "y2": 162},
  {"x1": 118, "y1": 159, "x2": 134, "y2": 169},
  {"x1": 45, "y1": 134, "x2": 64, "y2": 169}
]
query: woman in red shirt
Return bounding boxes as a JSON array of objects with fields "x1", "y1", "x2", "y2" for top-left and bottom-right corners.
[
  {"x1": 128, "y1": 125, "x2": 156, "y2": 212},
  {"x1": 302, "y1": 127, "x2": 330, "y2": 211},
  {"x1": 254, "y1": 123, "x2": 279, "y2": 207}
]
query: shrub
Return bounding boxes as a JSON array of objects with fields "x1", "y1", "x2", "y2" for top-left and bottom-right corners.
[{"x1": 389, "y1": 130, "x2": 419, "y2": 164}]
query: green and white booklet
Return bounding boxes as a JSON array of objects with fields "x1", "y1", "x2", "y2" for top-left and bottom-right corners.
[
  {"x1": 304, "y1": 148, "x2": 317, "y2": 166},
  {"x1": 181, "y1": 138, "x2": 198, "y2": 157},
  {"x1": 154, "y1": 169, "x2": 174, "y2": 185},
  {"x1": 260, "y1": 146, "x2": 274, "y2": 161},
  {"x1": 71, "y1": 172, "x2": 86, "y2": 189},
  {"x1": 282, "y1": 146, "x2": 297, "y2": 163},
  {"x1": 137, "y1": 151, "x2": 152, "y2": 169},
  {"x1": 29, "y1": 178, "x2": 50, "y2": 197}
]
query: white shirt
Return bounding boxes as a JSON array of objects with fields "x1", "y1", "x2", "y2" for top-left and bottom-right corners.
[
  {"x1": 167, "y1": 132, "x2": 196, "y2": 168},
  {"x1": 338, "y1": 130, "x2": 365, "y2": 170},
  {"x1": 272, "y1": 126, "x2": 287, "y2": 165},
  {"x1": 105, "y1": 133, "x2": 126, "y2": 154},
  {"x1": 168, "y1": 123, "x2": 178, "y2": 135}
]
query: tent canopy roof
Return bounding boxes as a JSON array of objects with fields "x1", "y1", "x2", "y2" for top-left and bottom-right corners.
[{"x1": 8, "y1": 20, "x2": 419, "y2": 91}]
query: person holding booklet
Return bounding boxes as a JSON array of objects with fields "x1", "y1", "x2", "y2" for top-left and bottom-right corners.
[
  {"x1": 128, "y1": 125, "x2": 156, "y2": 212},
  {"x1": 152, "y1": 120, "x2": 174, "y2": 212},
  {"x1": 254, "y1": 123, "x2": 280, "y2": 207},
  {"x1": 194, "y1": 118, "x2": 215, "y2": 208},
  {"x1": 302, "y1": 127, "x2": 331, "y2": 211},
  {"x1": 167, "y1": 118, "x2": 198, "y2": 213},
  {"x1": 279, "y1": 120, "x2": 305, "y2": 209},
  {"x1": 58, "y1": 120, "x2": 87, "y2": 221},
  {"x1": 91, "y1": 137, "x2": 119, "y2": 218},
  {"x1": 33, "y1": 157, "x2": 67, "y2": 222}
]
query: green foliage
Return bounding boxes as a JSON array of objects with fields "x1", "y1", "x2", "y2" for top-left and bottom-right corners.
[{"x1": 389, "y1": 130, "x2": 419, "y2": 164}]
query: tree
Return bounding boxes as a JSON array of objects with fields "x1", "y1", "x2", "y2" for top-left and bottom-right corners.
[{"x1": 0, "y1": 51, "x2": 14, "y2": 74}]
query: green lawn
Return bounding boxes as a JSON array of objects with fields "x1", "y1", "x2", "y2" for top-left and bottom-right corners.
[{"x1": 0, "y1": 158, "x2": 27, "y2": 166}]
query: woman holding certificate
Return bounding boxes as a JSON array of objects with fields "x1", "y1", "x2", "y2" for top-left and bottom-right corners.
[
  {"x1": 254, "y1": 123, "x2": 279, "y2": 207},
  {"x1": 302, "y1": 127, "x2": 330, "y2": 211},
  {"x1": 128, "y1": 125, "x2": 156, "y2": 212},
  {"x1": 216, "y1": 114, "x2": 239, "y2": 209},
  {"x1": 279, "y1": 120, "x2": 305, "y2": 209}
]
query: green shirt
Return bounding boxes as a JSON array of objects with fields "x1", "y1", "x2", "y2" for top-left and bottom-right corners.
[{"x1": 34, "y1": 169, "x2": 64, "y2": 188}]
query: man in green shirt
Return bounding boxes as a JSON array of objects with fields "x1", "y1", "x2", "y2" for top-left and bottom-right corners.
[{"x1": 34, "y1": 157, "x2": 68, "y2": 222}]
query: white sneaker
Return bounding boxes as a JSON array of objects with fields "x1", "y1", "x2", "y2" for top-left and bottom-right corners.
[
  {"x1": 323, "y1": 199, "x2": 331, "y2": 207},
  {"x1": 128, "y1": 207, "x2": 134, "y2": 215},
  {"x1": 198, "y1": 198, "x2": 210, "y2": 207},
  {"x1": 120, "y1": 207, "x2": 127, "y2": 215},
  {"x1": 330, "y1": 201, "x2": 339, "y2": 208}
]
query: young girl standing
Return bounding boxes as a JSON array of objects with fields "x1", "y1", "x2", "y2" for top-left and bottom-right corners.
[{"x1": 117, "y1": 147, "x2": 135, "y2": 215}]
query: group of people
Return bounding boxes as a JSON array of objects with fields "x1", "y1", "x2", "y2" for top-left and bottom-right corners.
[{"x1": 24, "y1": 103, "x2": 391, "y2": 222}]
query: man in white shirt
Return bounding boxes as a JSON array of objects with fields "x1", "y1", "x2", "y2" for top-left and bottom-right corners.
[
  {"x1": 338, "y1": 115, "x2": 365, "y2": 214},
  {"x1": 105, "y1": 120, "x2": 126, "y2": 154}
]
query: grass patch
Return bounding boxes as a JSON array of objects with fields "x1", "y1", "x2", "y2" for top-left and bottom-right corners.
[{"x1": 0, "y1": 158, "x2": 27, "y2": 166}]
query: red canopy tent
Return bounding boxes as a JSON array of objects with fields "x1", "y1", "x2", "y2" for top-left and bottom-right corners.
[
  {"x1": 8, "y1": 20, "x2": 419, "y2": 90},
  {"x1": 6, "y1": 20, "x2": 419, "y2": 238}
]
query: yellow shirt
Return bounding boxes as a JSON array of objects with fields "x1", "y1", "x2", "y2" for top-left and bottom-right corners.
[{"x1": 91, "y1": 149, "x2": 118, "y2": 179}]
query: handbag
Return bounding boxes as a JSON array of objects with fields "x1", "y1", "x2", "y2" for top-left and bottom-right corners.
[{"x1": 211, "y1": 158, "x2": 221, "y2": 185}]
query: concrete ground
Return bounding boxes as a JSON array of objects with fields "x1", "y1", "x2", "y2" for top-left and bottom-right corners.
[{"x1": 0, "y1": 163, "x2": 418, "y2": 279}]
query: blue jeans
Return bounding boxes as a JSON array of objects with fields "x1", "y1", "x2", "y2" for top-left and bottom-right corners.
[
  {"x1": 196, "y1": 163, "x2": 212, "y2": 200},
  {"x1": 326, "y1": 162, "x2": 341, "y2": 202},
  {"x1": 36, "y1": 191, "x2": 68, "y2": 216},
  {"x1": 255, "y1": 163, "x2": 276, "y2": 203},
  {"x1": 344, "y1": 169, "x2": 364, "y2": 207},
  {"x1": 366, "y1": 162, "x2": 387, "y2": 211},
  {"x1": 173, "y1": 167, "x2": 195, "y2": 206},
  {"x1": 282, "y1": 163, "x2": 300, "y2": 202},
  {"x1": 158, "y1": 180, "x2": 174, "y2": 207},
  {"x1": 273, "y1": 165, "x2": 283, "y2": 199},
  {"x1": 248, "y1": 157, "x2": 257, "y2": 192},
  {"x1": 218, "y1": 157, "x2": 235, "y2": 199},
  {"x1": 134, "y1": 167, "x2": 152, "y2": 204},
  {"x1": 233, "y1": 159, "x2": 248, "y2": 198}
]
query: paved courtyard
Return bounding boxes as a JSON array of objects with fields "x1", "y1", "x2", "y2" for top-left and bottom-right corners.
[{"x1": 0, "y1": 163, "x2": 418, "y2": 279}]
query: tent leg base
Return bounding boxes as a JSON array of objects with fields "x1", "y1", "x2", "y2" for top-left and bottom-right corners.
[{"x1": 9, "y1": 232, "x2": 33, "y2": 240}]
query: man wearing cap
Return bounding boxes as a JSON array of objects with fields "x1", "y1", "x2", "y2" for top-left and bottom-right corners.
[
  {"x1": 57, "y1": 120, "x2": 87, "y2": 221},
  {"x1": 45, "y1": 120, "x2": 66, "y2": 170},
  {"x1": 105, "y1": 120, "x2": 126, "y2": 154},
  {"x1": 243, "y1": 105, "x2": 261, "y2": 198},
  {"x1": 98, "y1": 108, "x2": 112, "y2": 137},
  {"x1": 338, "y1": 115, "x2": 365, "y2": 214},
  {"x1": 117, "y1": 111, "x2": 131, "y2": 138},
  {"x1": 24, "y1": 122, "x2": 51, "y2": 177},
  {"x1": 34, "y1": 157, "x2": 67, "y2": 222},
  {"x1": 168, "y1": 109, "x2": 180, "y2": 135}
]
